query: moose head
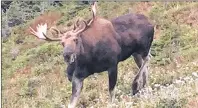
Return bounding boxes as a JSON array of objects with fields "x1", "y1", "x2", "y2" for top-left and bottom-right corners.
[{"x1": 29, "y1": 2, "x2": 97, "y2": 64}]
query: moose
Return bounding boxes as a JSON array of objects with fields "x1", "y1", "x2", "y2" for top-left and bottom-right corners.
[{"x1": 30, "y1": 2, "x2": 154, "y2": 108}]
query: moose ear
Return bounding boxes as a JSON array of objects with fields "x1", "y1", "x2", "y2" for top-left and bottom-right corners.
[{"x1": 91, "y1": 1, "x2": 97, "y2": 17}]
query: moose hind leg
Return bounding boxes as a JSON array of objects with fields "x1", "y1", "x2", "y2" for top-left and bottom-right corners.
[
  {"x1": 132, "y1": 54, "x2": 149, "y2": 95},
  {"x1": 108, "y1": 66, "x2": 118, "y2": 103},
  {"x1": 142, "y1": 55, "x2": 150, "y2": 87},
  {"x1": 133, "y1": 53, "x2": 143, "y2": 68},
  {"x1": 141, "y1": 49, "x2": 152, "y2": 88}
]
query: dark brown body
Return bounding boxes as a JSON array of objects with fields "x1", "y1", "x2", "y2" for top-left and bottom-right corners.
[
  {"x1": 112, "y1": 13, "x2": 154, "y2": 61},
  {"x1": 67, "y1": 13, "x2": 154, "y2": 77},
  {"x1": 65, "y1": 13, "x2": 154, "y2": 107},
  {"x1": 66, "y1": 17, "x2": 120, "y2": 79},
  {"x1": 29, "y1": 3, "x2": 154, "y2": 107},
  {"x1": 111, "y1": 13, "x2": 154, "y2": 95}
]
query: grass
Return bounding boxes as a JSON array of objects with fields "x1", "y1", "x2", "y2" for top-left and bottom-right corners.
[{"x1": 2, "y1": 2, "x2": 198, "y2": 108}]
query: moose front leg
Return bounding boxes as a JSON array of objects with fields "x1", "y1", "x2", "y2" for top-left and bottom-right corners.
[
  {"x1": 66, "y1": 64, "x2": 75, "y2": 82},
  {"x1": 108, "y1": 66, "x2": 118, "y2": 103},
  {"x1": 68, "y1": 67, "x2": 89, "y2": 108},
  {"x1": 68, "y1": 76, "x2": 83, "y2": 108}
]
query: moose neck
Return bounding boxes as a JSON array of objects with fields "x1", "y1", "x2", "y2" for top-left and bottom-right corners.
[{"x1": 76, "y1": 36, "x2": 84, "y2": 55}]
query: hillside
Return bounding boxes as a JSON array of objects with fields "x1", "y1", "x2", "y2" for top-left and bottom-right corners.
[{"x1": 2, "y1": 1, "x2": 198, "y2": 108}]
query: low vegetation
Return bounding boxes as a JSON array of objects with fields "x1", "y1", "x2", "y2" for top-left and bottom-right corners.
[{"x1": 2, "y1": 1, "x2": 198, "y2": 108}]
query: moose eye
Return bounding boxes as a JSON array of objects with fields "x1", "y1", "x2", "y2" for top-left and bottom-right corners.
[
  {"x1": 61, "y1": 42, "x2": 64, "y2": 47},
  {"x1": 73, "y1": 38, "x2": 78, "y2": 44}
]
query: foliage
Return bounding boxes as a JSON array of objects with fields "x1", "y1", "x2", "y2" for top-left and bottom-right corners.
[{"x1": 1, "y1": 1, "x2": 59, "y2": 39}]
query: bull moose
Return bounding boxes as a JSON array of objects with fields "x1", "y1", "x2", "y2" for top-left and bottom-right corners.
[{"x1": 30, "y1": 2, "x2": 154, "y2": 108}]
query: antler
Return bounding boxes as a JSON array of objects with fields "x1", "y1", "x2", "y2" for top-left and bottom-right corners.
[
  {"x1": 29, "y1": 23, "x2": 61, "y2": 41},
  {"x1": 73, "y1": 20, "x2": 87, "y2": 35},
  {"x1": 50, "y1": 26, "x2": 60, "y2": 35},
  {"x1": 57, "y1": 2, "x2": 97, "y2": 36},
  {"x1": 71, "y1": 1, "x2": 97, "y2": 34}
]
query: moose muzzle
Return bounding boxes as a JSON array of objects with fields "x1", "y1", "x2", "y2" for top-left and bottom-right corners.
[{"x1": 63, "y1": 46, "x2": 77, "y2": 64}]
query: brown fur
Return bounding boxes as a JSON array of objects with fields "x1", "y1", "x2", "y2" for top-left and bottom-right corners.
[{"x1": 82, "y1": 17, "x2": 120, "y2": 52}]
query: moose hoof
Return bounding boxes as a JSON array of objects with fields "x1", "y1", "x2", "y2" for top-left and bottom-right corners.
[{"x1": 132, "y1": 80, "x2": 144, "y2": 95}]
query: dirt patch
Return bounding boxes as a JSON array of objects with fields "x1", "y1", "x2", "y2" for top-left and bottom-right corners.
[
  {"x1": 10, "y1": 65, "x2": 32, "y2": 84},
  {"x1": 154, "y1": 25, "x2": 161, "y2": 40},
  {"x1": 186, "y1": 96, "x2": 198, "y2": 108},
  {"x1": 172, "y1": 5, "x2": 198, "y2": 29},
  {"x1": 15, "y1": 65, "x2": 32, "y2": 75}
]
